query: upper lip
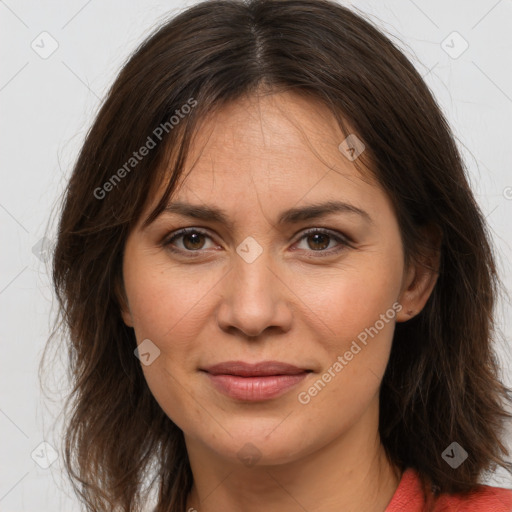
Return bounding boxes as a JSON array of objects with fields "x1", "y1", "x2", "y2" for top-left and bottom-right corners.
[{"x1": 201, "y1": 360, "x2": 310, "y2": 377}]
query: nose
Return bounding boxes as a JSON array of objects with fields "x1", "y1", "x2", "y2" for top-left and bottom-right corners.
[{"x1": 216, "y1": 248, "x2": 293, "y2": 339}]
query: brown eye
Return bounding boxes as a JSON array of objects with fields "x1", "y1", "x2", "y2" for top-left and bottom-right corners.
[
  {"x1": 163, "y1": 228, "x2": 216, "y2": 252},
  {"x1": 182, "y1": 232, "x2": 206, "y2": 250},
  {"x1": 294, "y1": 228, "x2": 351, "y2": 256},
  {"x1": 163, "y1": 227, "x2": 351, "y2": 258},
  {"x1": 306, "y1": 232, "x2": 331, "y2": 251}
]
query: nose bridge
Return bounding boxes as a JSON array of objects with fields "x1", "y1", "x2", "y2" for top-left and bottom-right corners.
[
  {"x1": 232, "y1": 237, "x2": 276, "y2": 305},
  {"x1": 216, "y1": 235, "x2": 291, "y2": 337}
]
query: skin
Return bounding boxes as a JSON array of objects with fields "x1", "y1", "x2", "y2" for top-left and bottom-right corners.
[{"x1": 120, "y1": 91, "x2": 440, "y2": 512}]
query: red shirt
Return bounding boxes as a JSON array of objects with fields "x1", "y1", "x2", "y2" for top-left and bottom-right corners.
[{"x1": 385, "y1": 468, "x2": 512, "y2": 511}]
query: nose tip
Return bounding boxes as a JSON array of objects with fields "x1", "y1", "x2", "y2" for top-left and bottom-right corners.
[
  {"x1": 215, "y1": 257, "x2": 293, "y2": 340},
  {"x1": 218, "y1": 301, "x2": 285, "y2": 339}
]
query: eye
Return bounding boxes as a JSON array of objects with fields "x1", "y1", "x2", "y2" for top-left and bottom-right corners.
[
  {"x1": 163, "y1": 228, "x2": 217, "y2": 254},
  {"x1": 293, "y1": 228, "x2": 351, "y2": 256},
  {"x1": 162, "y1": 227, "x2": 352, "y2": 257}
]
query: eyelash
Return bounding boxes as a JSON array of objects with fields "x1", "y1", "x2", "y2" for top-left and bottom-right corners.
[{"x1": 162, "y1": 227, "x2": 353, "y2": 258}]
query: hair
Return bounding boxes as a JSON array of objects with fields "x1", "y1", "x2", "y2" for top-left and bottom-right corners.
[{"x1": 42, "y1": 0, "x2": 512, "y2": 510}]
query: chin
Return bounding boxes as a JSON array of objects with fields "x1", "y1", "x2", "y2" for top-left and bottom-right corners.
[{"x1": 194, "y1": 420, "x2": 314, "y2": 467}]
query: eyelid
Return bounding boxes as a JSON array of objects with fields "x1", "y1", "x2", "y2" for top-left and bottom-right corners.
[
  {"x1": 162, "y1": 226, "x2": 353, "y2": 255},
  {"x1": 162, "y1": 227, "x2": 218, "y2": 249},
  {"x1": 295, "y1": 227, "x2": 353, "y2": 245}
]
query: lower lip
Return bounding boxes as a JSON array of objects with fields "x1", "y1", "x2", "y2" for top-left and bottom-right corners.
[{"x1": 203, "y1": 372, "x2": 309, "y2": 401}]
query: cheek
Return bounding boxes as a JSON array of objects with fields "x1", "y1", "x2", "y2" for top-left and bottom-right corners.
[
  {"x1": 123, "y1": 259, "x2": 217, "y2": 430},
  {"x1": 299, "y1": 247, "x2": 402, "y2": 343},
  {"x1": 294, "y1": 243, "x2": 403, "y2": 404},
  {"x1": 124, "y1": 255, "x2": 222, "y2": 348},
  {"x1": 295, "y1": 283, "x2": 398, "y2": 428}
]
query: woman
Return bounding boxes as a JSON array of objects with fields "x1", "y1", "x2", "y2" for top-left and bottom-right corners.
[{"x1": 44, "y1": 0, "x2": 512, "y2": 510}]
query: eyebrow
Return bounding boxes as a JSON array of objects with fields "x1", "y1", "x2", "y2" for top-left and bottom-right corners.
[{"x1": 157, "y1": 200, "x2": 373, "y2": 227}]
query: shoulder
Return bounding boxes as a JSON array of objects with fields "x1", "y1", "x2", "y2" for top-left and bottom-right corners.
[
  {"x1": 385, "y1": 468, "x2": 512, "y2": 512},
  {"x1": 433, "y1": 483, "x2": 512, "y2": 512}
]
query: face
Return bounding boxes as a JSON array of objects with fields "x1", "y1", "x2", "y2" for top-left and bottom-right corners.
[{"x1": 120, "y1": 91, "x2": 436, "y2": 468}]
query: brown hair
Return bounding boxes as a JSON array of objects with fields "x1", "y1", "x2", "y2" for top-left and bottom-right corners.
[{"x1": 42, "y1": 0, "x2": 512, "y2": 510}]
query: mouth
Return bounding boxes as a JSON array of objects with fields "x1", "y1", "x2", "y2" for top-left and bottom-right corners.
[{"x1": 200, "y1": 360, "x2": 312, "y2": 401}]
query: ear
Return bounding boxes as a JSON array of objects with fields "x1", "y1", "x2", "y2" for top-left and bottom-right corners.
[
  {"x1": 114, "y1": 276, "x2": 134, "y2": 327},
  {"x1": 396, "y1": 223, "x2": 442, "y2": 323}
]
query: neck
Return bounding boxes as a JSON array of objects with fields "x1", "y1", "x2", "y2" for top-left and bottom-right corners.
[{"x1": 184, "y1": 400, "x2": 402, "y2": 512}]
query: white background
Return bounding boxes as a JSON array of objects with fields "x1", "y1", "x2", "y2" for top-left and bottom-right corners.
[{"x1": 1, "y1": 0, "x2": 511, "y2": 510}]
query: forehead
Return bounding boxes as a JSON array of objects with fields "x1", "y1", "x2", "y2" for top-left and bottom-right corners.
[
  {"x1": 173, "y1": 92, "x2": 376, "y2": 198},
  {"x1": 137, "y1": 91, "x2": 387, "y2": 231}
]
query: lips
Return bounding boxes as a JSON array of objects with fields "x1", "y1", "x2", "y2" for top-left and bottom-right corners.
[
  {"x1": 201, "y1": 361, "x2": 312, "y2": 401},
  {"x1": 202, "y1": 360, "x2": 309, "y2": 377}
]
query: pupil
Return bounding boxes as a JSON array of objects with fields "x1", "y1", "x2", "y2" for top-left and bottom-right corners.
[
  {"x1": 309, "y1": 233, "x2": 329, "y2": 250},
  {"x1": 184, "y1": 232, "x2": 204, "y2": 250}
]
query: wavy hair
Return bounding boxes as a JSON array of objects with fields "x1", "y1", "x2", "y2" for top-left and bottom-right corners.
[{"x1": 42, "y1": 0, "x2": 512, "y2": 510}]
